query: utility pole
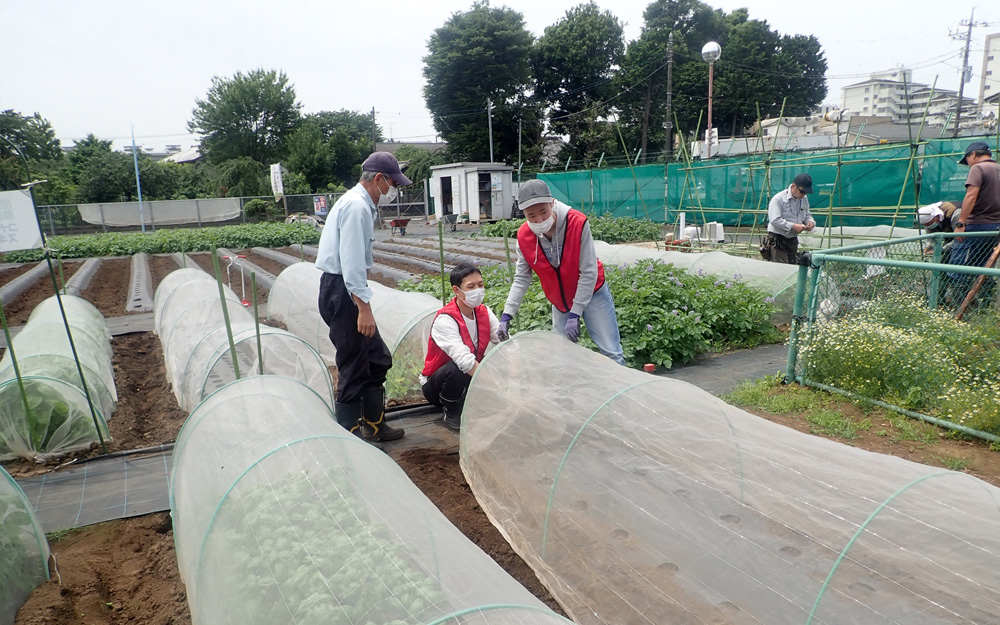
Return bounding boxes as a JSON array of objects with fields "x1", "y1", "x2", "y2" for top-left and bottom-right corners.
[
  {"x1": 371, "y1": 107, "x2": 377, "y2": 152},
  {"x1": 487, "y1": 98, "x2": 495, "y2": 163},
  {"x1": 517, "y1": 117, "x2": 522, "y2": 183},
  {"x1": 663, "y1": 32, "x2": 674, "y2": 160},
  {"x1": 950, "y1": 9, "x2": 987, "y2": 137}
]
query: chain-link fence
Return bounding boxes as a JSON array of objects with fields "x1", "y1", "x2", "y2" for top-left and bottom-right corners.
[{"x1": 785, "y1": 231, "x2": 1000, "y2": 443}]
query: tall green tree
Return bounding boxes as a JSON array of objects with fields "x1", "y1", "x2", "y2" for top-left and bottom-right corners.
[
  {"x1": 532, "y1": 2, "x2": 625, "y2": 162},
  {"x1": 392, "y1": 144, "x2": 450, "y2": 186},
  {"x1": 0, "y1": 109, "x2": 63, "y2": 190},
  {"x1": 189, "y1": 69, "x2": 302, "y2": 165},
  {"x1": 75, "y1": 152, "x2": 180, "y2": 203},
  {"x1": 423, "y1": 2, "x2": 538, "y2": 163},
  {"x1": 286, "y1": 110, "x2": 384, "y2": 191}
]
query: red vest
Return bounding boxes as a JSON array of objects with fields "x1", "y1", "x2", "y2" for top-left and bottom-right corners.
[
  {"x1": 422, "y1": 298, "x2": 491, "y2": 377},
  {"x1": 517, "y1": 209, "x2": 606, "y2": 313}
]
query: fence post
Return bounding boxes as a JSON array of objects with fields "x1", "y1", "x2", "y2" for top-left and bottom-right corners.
[
  {"x1": 149, "y1": 201, "x2": 156, "y2": 232},
  {"x1": 47, "y1": 206, "x2": 56, "y2": 237},
  {"x1": 99, "y1": 204, "x2": 107, "y2": 233},
  {"x1": 784, "y1": 262, "x2": 811, "y2": 383},
  {"x1": 195, "y1": 199, "x2": 203, "y2": 227},
  {"x1": 928, "y1": 233, "x2": 943, "y2": 309}
]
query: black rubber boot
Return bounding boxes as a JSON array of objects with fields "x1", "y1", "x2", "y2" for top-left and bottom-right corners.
[
  {"x1": 440, "y1": 393, "x2": 464, "y2": 432},
  {"x1": 360, "y1": 387, "x2": 405, "y2": 442},
  {"x1": 333, "y1": 401, "x2": 363, "y2": 432}
]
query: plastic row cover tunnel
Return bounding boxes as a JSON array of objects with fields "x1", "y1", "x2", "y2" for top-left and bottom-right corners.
[
  {"x1": 0, "y1": 295, "x2": 114, "y2": 460},
  {"x1": 593, "y1": 241, "x2": 802, "y2": 321},
  {"x1": 461, "y1": 332, "x2": 1000, "y2": 625},
  {"x1": 152, "y1": 268, "x2": 334, "y2": 411},
  {"x1": 0, "y1": 466, "x2": 49, "y2": 625},
  {"x1": 799, "y1": 225, "x2": 922, "y2": 249},
  {"x1": 169, "y1": 375, "x2": 572, "y2": 625},
  {"x1": 268, "y1": 262, "x2": 441, "y2": 401}
]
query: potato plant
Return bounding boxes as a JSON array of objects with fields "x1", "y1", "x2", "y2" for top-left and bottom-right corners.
[{"x1": 207, "y1": 468, "x2": 447, "y2": 625}]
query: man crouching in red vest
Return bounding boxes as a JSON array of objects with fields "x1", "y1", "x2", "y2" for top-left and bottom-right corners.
[
  {"x1": 498, "y1": 180, "x2": 626, "y2": 365},
  {"x1": 420, "y1": 262, "x2": 502, "y2": 431}
]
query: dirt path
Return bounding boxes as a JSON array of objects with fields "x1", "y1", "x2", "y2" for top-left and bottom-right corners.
[
  {"x1": 79, "y1": 258, "x2": 132, "y2": 318},
  {"x1": 3, "y1": 261, "x2": 83, "y2": 326},
  {"x1": 187, "y1": 253, "x2": 269, "y2": 305}
]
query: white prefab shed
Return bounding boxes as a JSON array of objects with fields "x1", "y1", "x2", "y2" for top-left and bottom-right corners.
[{"x1": 429, "y1": 163, "x2": 514, "y2": 223}]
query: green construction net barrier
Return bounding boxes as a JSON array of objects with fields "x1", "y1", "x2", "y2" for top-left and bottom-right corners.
[{"x1": 536, "y1": 136, "x2": 1000, "y2": 228}]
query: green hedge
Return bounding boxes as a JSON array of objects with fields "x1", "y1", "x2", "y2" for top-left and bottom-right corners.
[
  {"x1": 2, "y1": 223, "x2": 321, "y2": 263},
  {"x1": 476, "y1": 215, "x2": 661, "y2": 244}
]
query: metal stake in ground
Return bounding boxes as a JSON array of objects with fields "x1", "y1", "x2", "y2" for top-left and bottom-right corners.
[{"x1": 210, "y1": 248, "x2": 242, "y2": 380}]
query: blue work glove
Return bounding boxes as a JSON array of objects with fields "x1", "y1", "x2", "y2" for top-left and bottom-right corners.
[
  {"x1": 564, "y1": 313, "x2": 581, "y2": 343},
  {"x1": 498, "y1": 313, "x2": 513, "y2": 341}
]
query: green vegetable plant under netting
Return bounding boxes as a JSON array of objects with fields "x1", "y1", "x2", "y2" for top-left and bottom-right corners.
[
  {"x1": 153, "y1": 268, "x2": 334, "y2": 411},
  {"x1": 0, "y1": 466, "x2": 49, "y2": 625},
  {"x1": 0, "y1": 295, "x2": 113, "y2": 461},
  {"x1": 461, "y1": 331, "x2": 1000, "y2": 625},
  {"x1": 170, "y1": 375, "x2": 572, "y2": 625}
]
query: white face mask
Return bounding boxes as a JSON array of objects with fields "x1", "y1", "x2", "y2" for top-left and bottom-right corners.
[
  {"x1": 461, "y1": 287, "x2": 485, "y2": 308},
  {"x1": 527, "y1": 215, "x2": 554, "y2": 235},
  {"x1": 377, "y1": 178, "x2": 398, "y2": 206}
]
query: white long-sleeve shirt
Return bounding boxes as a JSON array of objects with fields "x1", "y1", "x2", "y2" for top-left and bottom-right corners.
[
  {"x1": 767, "y1": 186, "x2": 814, "y2": 237},
  {"x1": 418, "y1": 305, "x2": 501, "y2": 385},
  {"x1": 503, "y1": 201, "x2": 599, "y2": 317}
]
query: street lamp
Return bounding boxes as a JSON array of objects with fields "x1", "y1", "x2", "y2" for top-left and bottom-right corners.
[{"x1": 701, "y1": 41, "x2": 722, "y2": 158}]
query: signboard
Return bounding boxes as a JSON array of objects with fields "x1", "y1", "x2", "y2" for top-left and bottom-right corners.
[
  {"x1": 0, "y1": 190, "x2": 43, "y2": 253},
  {"x1": 270, "y1": 163, "x2": 284, "y2": 201},
  {"x1": 313, "y1": 195, "x2": 328, "y2": 216}
]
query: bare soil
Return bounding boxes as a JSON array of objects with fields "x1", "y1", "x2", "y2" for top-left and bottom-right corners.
[
  {"x1": 3, "y1": 261, "x2": 83, "y2": 326},
  {"x1": 240, "y1": 249, "x2": 295, "y2": 280},
  {"x1": 15, "y1": 513, "x2": 189, "y2": 625},
  {"x1": 79, "y1": 258, "x2": 133, "y2": 318},
  {"x1": 147, "y1": 255, "x2": 182, "y2": 293},
  {"x1": 1, "y1": 262, "x2": 37, "y2": 286}
]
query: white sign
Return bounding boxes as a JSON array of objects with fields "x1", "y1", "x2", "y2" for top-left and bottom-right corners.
[
  {"x1": 270, "y1": 163, "x2": 284, "y2": 201},
  {"x1": 0, "y1": 190, "x2": 43, "y2": 253}
]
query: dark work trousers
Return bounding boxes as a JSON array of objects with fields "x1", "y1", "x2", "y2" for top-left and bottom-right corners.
[
  {"x1": 318, "y1": 273, "x2": 392, "y2": 404},
  {"x1": 421, "y1": 361, "x2": 472, "y2": 416},
  {"x1": 768, "y1": 233, "x2": 800, "y2": 264}
]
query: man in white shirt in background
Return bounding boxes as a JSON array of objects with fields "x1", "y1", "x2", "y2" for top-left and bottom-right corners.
[
  {"x1": 420, "y1": 262, "x2": 501, "y2": 431},
  {"x1": 765, "y1": 173, "x2": 816, "y2": 264}
]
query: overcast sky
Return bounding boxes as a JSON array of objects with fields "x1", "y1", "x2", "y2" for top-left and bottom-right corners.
[{"x1": 1, "y1": 0, "x2": 998, "y2": 151}]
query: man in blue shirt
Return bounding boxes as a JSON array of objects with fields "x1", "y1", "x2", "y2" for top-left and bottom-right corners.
[{"x1": 317, "y1": 152, "x2": 410, "y2": 443}]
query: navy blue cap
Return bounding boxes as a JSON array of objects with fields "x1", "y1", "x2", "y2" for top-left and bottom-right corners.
[
  {"x1": 959, "y1": 141, "x2": 991, "y2": 165},
  {"x1": 362, "y1": 152, "x2": 412, "y2": 186}
]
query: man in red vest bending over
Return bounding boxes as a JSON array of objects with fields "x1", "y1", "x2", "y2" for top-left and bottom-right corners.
[
  {"x1": 421, "y1": 262, "x2": 502, "y2": 431},
  {"x1": 499, "y1": 179, "x2": 626, "y2": 365}
]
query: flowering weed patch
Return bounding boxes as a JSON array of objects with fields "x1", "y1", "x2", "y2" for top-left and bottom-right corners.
[
  {"x1": 800, "y1": 294, "x2": 1000, "y2": 435},
  {"x1": 399, "y1": 259, "x2": 778, "y2": 369}
]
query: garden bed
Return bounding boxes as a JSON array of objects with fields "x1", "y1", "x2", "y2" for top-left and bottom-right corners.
[{"x1": 3, "y1": 261, "x2": 83, "y2": 326}]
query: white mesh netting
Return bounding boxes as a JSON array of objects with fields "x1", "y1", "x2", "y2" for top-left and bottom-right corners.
[
  {"x1": 0, "y1": 295, "x2": 113, "y2": 460},
  {"x1": 0, "y1": 466, "x2": 49, "y2": 625},
  {"x1": 169, "y1": 376, "x2": 571, "y2": 625},
  {"x1": 593, "y1": 241, "x2": 801, "y2": 319},
  {"x1": 800, "y1": 225, "x2": 922, "y2": 249},
  {"x1": 460, "y1": 332, "x2": 1000, "y2": 625},
  {"x1": 268, "y1": 263, "x2": 441, "y2": 401},
  {"x1": 153, "y1": 269, "x2": 334, "y2": 411}
]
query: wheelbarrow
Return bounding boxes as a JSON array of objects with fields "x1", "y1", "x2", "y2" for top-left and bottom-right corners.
[{"x1": 386, "y1": 217, "x2": 411, "y2": 236}]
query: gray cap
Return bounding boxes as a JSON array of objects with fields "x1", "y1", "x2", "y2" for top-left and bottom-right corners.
[{"x1": 518, "y1": 179, "x2": 553, "y2": 210}]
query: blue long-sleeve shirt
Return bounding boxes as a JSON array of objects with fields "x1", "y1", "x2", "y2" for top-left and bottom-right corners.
[{"x1": 315, "y1": 184, "x2": 376, "y2": 303}]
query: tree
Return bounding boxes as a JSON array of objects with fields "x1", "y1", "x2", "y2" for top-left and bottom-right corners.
[
  {"x1": 75, "y1": 151, "x2": 180, "y2": 203},
  {"x1": 393, "y1": 144, "x2": 451, "y2": 186},
  {"x1": 423, "y1": 2, "x2": 538, "y2": 163},
  {"x1": 285, "y1": 110, "x2": 385, "y2": 191},
  {"x1": 189, "y1": 69, "x2": 302, "y2": 164},
  {"x1": 532, "y1": 2, "x2": 625, "y2": 162},
  {"x1": 216, "y1": 157, "x2": 269, "y2": 198},
  {"x1": 614, "y1": 1, "x2": 826, "y2": 159},
  {"x1": 0, "y1": 109, "x2": 63, "y2": 190},
  {"x1": 66, "y1": 134, "x2": 113, "y2": 184}
]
